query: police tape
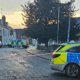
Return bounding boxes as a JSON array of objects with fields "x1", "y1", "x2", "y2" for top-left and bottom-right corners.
[{"x1": 0, "y1": 54, "x2": 43, "y2": 59}]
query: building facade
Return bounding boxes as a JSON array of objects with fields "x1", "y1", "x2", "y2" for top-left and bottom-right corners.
[
  {"x1": 14, "y1": 29, "x2": 26, "y2": 39},
  {"x1": 0, "y1": 16, "x2": 16, "y2": 45}
]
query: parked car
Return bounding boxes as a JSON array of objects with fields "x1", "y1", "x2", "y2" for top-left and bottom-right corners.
[
  {"x1": 50, "y1": 43, "x2": 80, "y2": 77},
  {"x1": 0, "y1": 41, "x2": 2, "y2": 48},
  {"x1": 8, "y1": 39, "x2": 29, "y2": 48}
]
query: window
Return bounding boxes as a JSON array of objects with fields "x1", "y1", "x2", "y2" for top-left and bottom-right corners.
[
  {"x1": 3, "y1": 29, "x2": 5, "y2": 35},
  {"x1": 12, "y1": 40, "x2": 16, "y2": 44},
  {"x1": 3, "y1": 29, "x2": 7, "y2": 36},
  {"x1": 66, "y1": 46, "x2": 80, "y2": 53},
  {"x1": 17, "y1": 40, "x2": 21, "y2": 42},
  {"x1": 55, "y1": 45, "x2": 65, "y2": 52},
  {"x1": 10, "y1": 30, "x2": 13, "y2": 35},
  {"x1": 9, "y1": 39, "x2": 12, "y2": 42},
  {"x1": 13, "y1": 40, "x2": 16, "y2": 42}
]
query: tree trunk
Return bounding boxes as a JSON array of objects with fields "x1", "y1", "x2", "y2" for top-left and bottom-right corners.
[{"x1": 45, "y1": 42, "x2": 48, "y2": 48}]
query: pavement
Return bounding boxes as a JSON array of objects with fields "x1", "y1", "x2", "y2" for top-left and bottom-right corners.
[{"x1": 26, "y1": 45, "x2": 52, "y2": 60}]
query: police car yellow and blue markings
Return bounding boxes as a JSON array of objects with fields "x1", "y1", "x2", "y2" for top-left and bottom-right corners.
[
  {"x1": 11, "y1": 41, "x2": 27, "y2": 46},
  {"x1": 51, "y1": 44, "x2": 80, "y2": 65},
  {"x1": 23, "y1": 42, "x2": 26, "y2": 45},
  {"x1": 9, "y1": 42, "x2": 11, "y2": 45},
  {"x1": 15, "y1": 41, "x2": 23, "y2": 46},
  {"x1": 8, "y1": 40, "x2": 29, "y2": 47},
  {"x1": 18, "y1": 42, "x2": 21, "y2": 45}
]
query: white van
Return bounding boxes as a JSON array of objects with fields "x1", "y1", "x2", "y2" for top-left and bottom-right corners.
[{"x1": 8, "y1": 39, "x2": 29, "y2": 48}]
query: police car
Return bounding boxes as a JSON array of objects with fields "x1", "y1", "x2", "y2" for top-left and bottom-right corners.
[
  {"x1": 8, "y1": 39, "x2": 29, "y2": 48},
  {"x1": 50, "y1": 43, "x2": 80, "y2": 77}
]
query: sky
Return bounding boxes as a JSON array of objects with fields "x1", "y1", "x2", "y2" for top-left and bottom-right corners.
[{"x1": 0, "y1": 0, "x2": 80, "y2": 29}]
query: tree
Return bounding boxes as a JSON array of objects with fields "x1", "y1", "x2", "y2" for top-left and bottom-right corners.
[
  {"x1": 58, "y1": 2, "x2": 80, "y2": 42},
  {"x1": 21, "y1": 0, "x2": 60, "y2": 46},
  {"x1": 21, "y1": 0, "x2": 80, "y2": 46}
]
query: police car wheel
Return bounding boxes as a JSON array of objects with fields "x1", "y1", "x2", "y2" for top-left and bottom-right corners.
[
  {"x1": 24, "y1": 46, "x2": 27, "y2": 48},
  {"x1": 25, "y1": 46, "x2": 27, "y2": 48},
  {"x1": 10, "y1": 45, "x2": 12, "y2": 48},
  {"x1": 22, "y1": 45, "x2": 24, "y2": 48},
  {"x1": 65, "y1": 64, "x2": 79, "y2": 77},
  {"x1": 22, "y1": 45, "x2": 27, "y2": 48}
]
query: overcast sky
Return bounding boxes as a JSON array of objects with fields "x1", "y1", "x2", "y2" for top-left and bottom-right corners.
[{"x1": 0, "y1": 0, "x2": 80, "y2": 29}]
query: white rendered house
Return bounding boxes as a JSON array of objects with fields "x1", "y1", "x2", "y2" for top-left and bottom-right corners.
[{"x1": 0, "y1": 16, "x2": 16, "y2": 45}]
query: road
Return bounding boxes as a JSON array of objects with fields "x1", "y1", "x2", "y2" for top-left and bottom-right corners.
[{"x1": 0, "y1": 47, "x2": 80, "y2": 80}]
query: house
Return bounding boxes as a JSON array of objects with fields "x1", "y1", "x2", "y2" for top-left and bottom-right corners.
[{"x1": 0, "y1": 15, "x2": 16, "y2": 45}]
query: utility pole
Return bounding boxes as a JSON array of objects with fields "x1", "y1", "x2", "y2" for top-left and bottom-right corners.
[
  {"x1": 57, "y1": 6, "x2": 60, "y2": 44},
  {"x1": 67, "y1": 0, "x2": 72, "y2": 43}
]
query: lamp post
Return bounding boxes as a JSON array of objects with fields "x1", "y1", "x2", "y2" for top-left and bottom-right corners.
[
  {"x1": 57, "y1": 6, "x2": 60, "y2": 44},
  {"x1": 67, "y1": 0, "x2": 73, "y2": 43}
]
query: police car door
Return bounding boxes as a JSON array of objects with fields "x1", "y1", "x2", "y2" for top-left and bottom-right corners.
[
  {"x1": 12, "y1": 40, "x2": 16, "y2": 46},
  {"x1": 67, "y1": 46, "x2": 80, "y2": 64},
  {"x1": 17, "y1": 40, "x2": 22, "y2": 47}
]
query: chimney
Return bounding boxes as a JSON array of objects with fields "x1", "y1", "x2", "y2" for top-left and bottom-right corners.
[{"x1": 2, "y1": 15, "x2": 6, "y2": 22}]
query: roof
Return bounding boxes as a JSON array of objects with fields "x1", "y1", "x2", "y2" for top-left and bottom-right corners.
[
  {"x1": 0, "y1": 15, "x2": 15, "y2": 31},
  {"x1": 60, "y1": 43, "x2": 80, "y2": 45}
]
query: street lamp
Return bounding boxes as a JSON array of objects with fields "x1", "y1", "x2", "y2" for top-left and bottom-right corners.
[
  {"x1": 67, "y1": 0, "x2": 75, "y2": 43},
  {"x1": 57, "y1": 6, "x2": 62, "y2": 44}
]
